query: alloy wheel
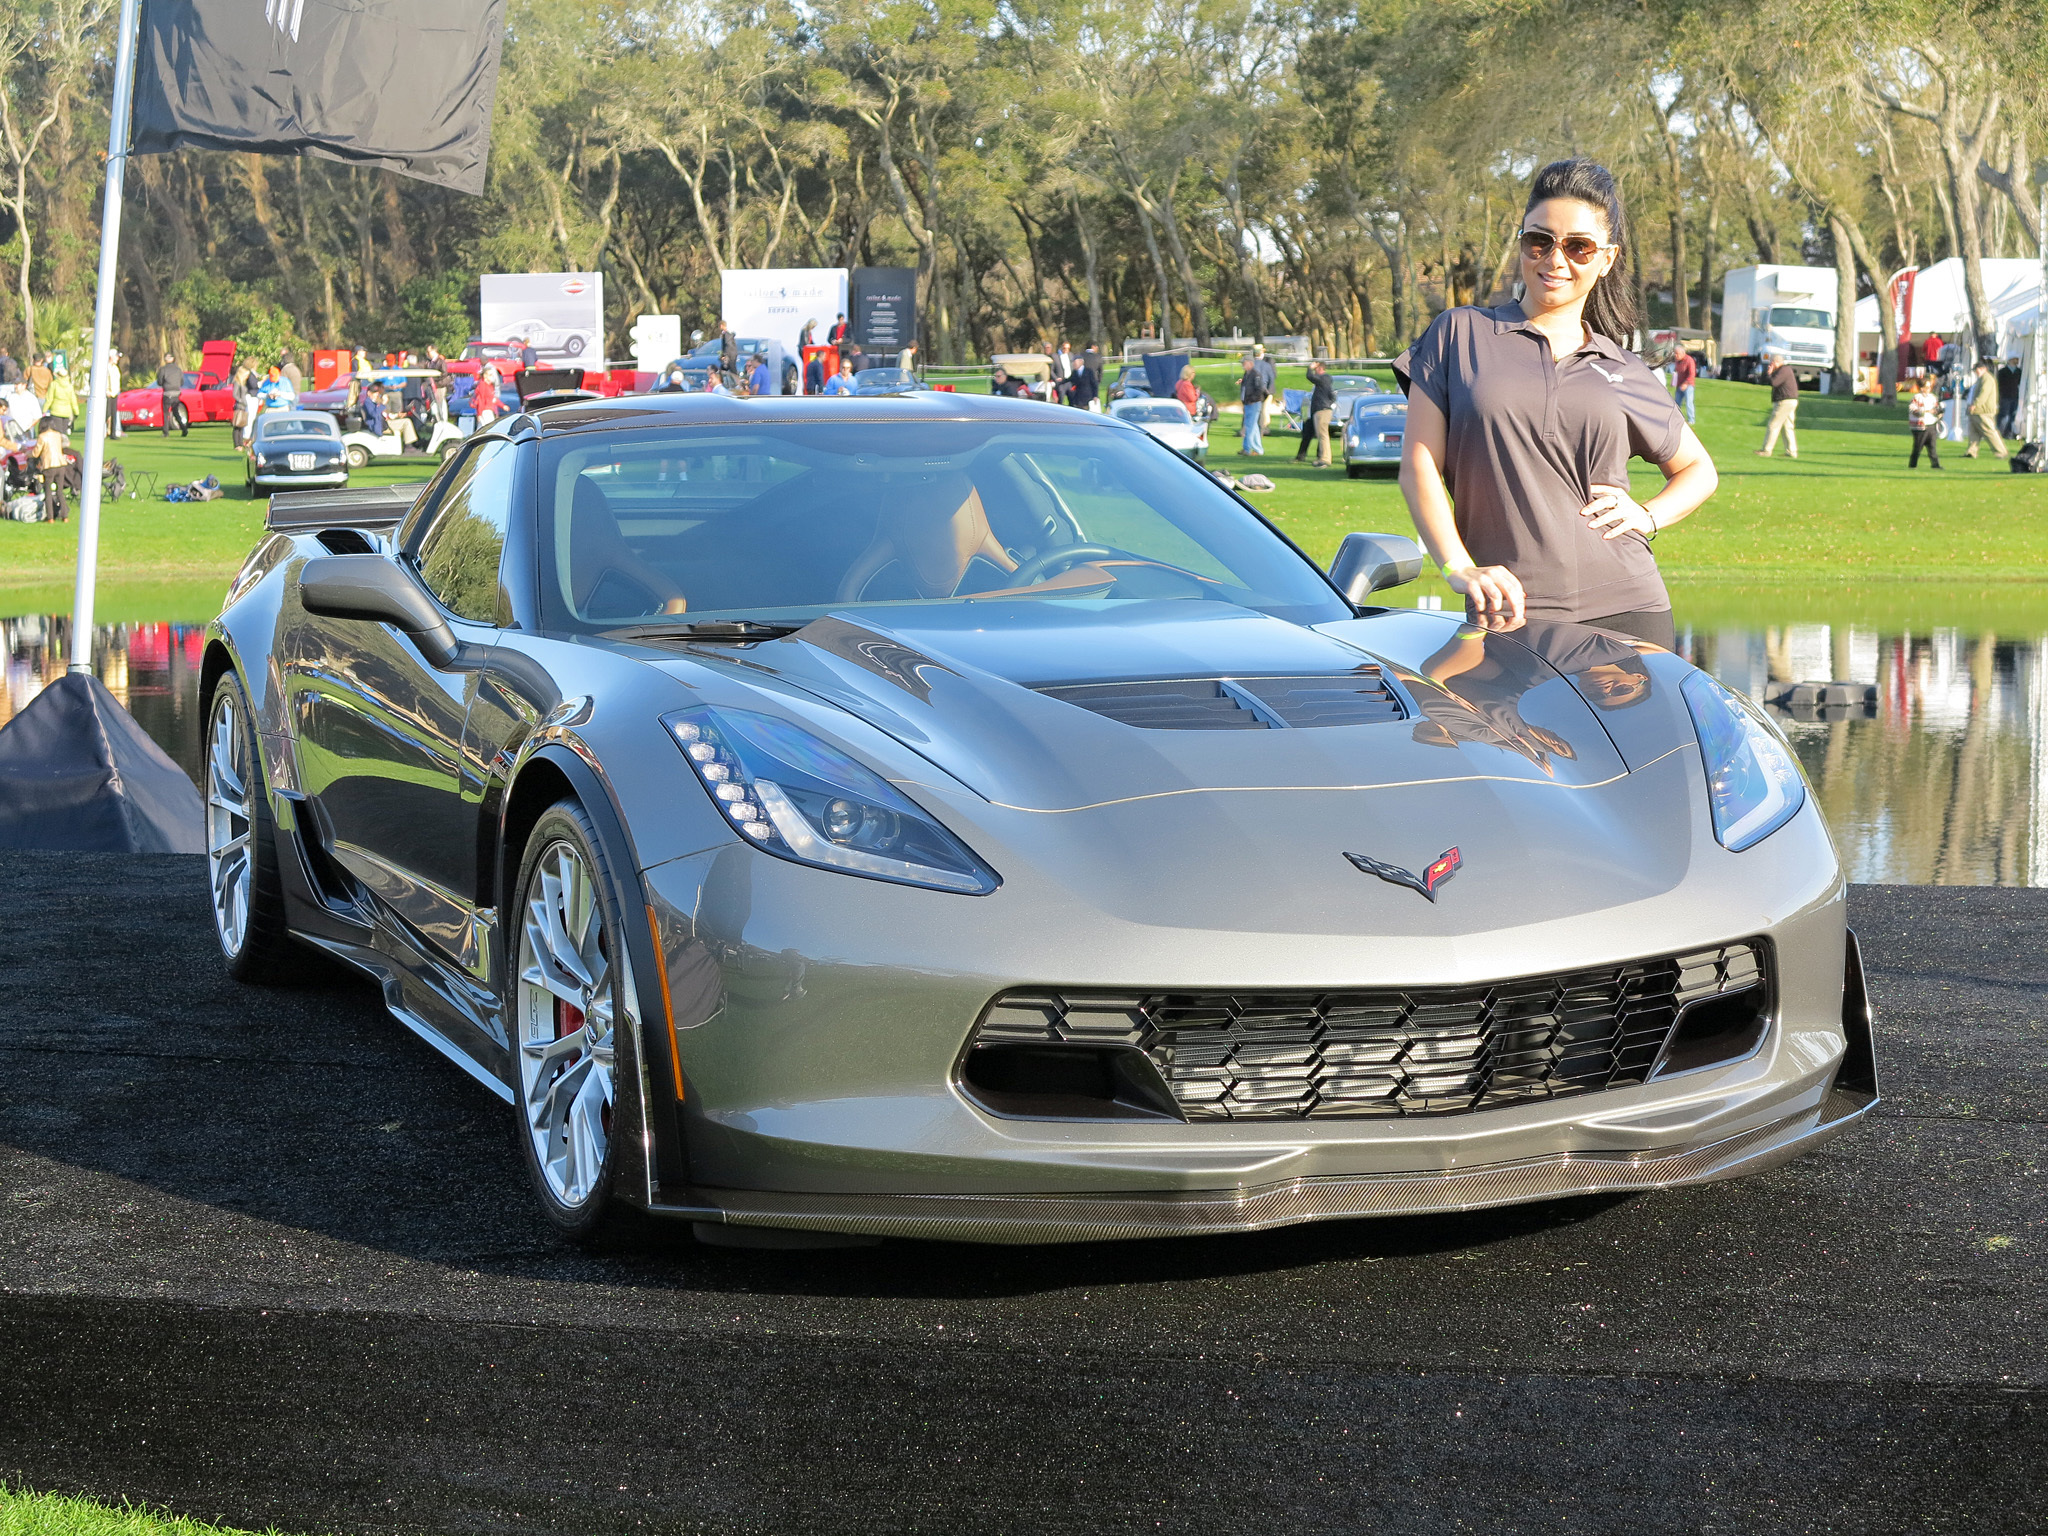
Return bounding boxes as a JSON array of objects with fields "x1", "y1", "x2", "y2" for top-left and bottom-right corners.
[
  {"x1": 515, "y1": 839, "x2": 616, "y2": 1209},
  {"x1": 205, "y1": 689, "x2": 253, "y2": 956}
]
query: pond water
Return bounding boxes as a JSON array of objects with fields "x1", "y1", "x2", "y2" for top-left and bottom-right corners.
[{"x1": 5, "y1": 609, "x2": 2045, "y2": 887}]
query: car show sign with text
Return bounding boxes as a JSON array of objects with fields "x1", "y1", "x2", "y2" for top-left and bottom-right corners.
[
  {"x1": 851, "y1": 267, "x2": 918, "y2": 351},
  {"x1": 720, "y1": 270, "x2": 850, "y2": 361},
  {"x1": 479, "y1": 273, "x2": 605, "y2": 364},
  {"x1": 131, "y1": 0, "x2": 507, "y2": 194}
]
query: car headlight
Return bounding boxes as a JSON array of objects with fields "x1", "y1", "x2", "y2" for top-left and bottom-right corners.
[
  {"x1": 664, "y1": 706, "x2": 999, "y2": 894},
  {"x1": 1680, "y1": 672, "x2": 1806, "y2": 851}
]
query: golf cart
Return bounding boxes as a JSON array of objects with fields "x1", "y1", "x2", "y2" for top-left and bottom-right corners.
[{"x1": 340, "y1": 415, "x2": 466, "y2": 468}]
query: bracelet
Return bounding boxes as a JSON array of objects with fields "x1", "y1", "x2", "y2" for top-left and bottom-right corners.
[{"x1": 1644, "y1": 508, "x2": 1661, "y2": 542}]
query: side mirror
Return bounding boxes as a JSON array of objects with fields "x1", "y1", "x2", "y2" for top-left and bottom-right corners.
[
  {"x1": 300, "y1": 554, "x2": 461, "y2": 668},
  {"x1": 1329, "y1": 532, "x2": 1425, "y2": 604}
]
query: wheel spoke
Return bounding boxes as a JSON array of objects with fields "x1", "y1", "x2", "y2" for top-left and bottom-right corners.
[{"x1": 514, "y1": 835, "x2": 616, "y2": 1214}]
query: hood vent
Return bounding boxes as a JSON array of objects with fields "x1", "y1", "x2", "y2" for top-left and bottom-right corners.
[{"x1": 1037, "y1": 671, "x2": 1405, "y2": 730}]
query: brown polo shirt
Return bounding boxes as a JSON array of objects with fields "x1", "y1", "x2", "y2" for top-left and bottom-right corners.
[{"x1": 1396, "y1": 303, "x2": 1685, "y2": 621}]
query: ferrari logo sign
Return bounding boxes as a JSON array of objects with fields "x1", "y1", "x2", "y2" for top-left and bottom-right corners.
[{"x1": 1344, "y1": 846, "x2": 1462, "y2": 902}]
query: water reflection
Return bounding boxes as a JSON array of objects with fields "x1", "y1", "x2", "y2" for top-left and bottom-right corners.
[
  {"x1": 5, "y1": 610, "x2": 2047, "y2": 887},
  {"x1": 2, "y1": 615, "x2": 207, "y2": 784},
  {"x1": 1682, "y1": 624, "x2": 2047, "y2": 887}
]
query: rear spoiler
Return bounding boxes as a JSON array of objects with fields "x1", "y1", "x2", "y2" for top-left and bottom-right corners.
[{"x1": 265, "y1": 482, "x2": 429, "y2": 535}]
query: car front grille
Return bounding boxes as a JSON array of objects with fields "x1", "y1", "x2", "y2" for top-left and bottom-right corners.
[
  {"x1": 1036, "y1": 670, "x2": 1406, "y2": 730},
  {"x1": 970, "y1": 942, "x2": 1768, "y2": 1121},
  {"x1": 287, "y1": 453, "x2": 317, "y2": 471}
]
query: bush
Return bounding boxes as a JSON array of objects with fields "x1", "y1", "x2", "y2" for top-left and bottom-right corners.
[
  {"x1": 168, "y1": 271, "x2": 303, "y2": 369},
  {"x1": 373, "y1": 273, "x2": 475, "y2": 356}
]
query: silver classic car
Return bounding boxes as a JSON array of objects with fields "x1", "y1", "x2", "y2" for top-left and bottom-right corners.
[
  {"x1": 1343, "y1": 394, "x2": 1408, "y2": 475},
  {"x1": 200, "y1": 392, "x2": 1875, "y2": 1247}
]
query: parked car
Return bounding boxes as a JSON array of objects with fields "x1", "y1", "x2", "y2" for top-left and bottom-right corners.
[
  {"x1": 687, "y1": 338, "x2": 792, "y2": 394},
  {"x1": 1106, "y1": 365, "x2": 1152, "y2": 403},
  {"x1": 201, "y1": 390, "x2": 1876, "y2": 1247},
  {"x1": 1108, "y1": 396, "x2": 1208, "y2": 460},
  {"x1": 117, "y1": 339, "x2": 239, "y2": 430},
  {"x1": 244, "y1": 411, "x2": 348, "y2": 493},
  {"x1": 849, "y1": 368, "x2": 920, "y2": 396},
  {"x1": 447, "y1": 340, "x2": 529, "y2": 380},
  {"x1": 1342, "y1": 395, "x2": 1408, "y2": 476}
]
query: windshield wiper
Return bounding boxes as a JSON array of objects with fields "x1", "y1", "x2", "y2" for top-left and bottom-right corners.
[{"x1": 609, "y1": 618, "x2": 806, "y2": 642}]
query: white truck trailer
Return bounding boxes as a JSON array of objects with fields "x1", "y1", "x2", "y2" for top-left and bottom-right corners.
[{"x1": 1718, "y1": 266, "x2": 1838, "y2": 385}]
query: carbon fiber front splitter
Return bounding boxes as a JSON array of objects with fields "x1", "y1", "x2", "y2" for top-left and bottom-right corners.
[{"x1": 663, "y1": 1080, "x2": 1877, "y2": 1245}]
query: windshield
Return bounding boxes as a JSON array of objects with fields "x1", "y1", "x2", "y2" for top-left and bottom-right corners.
[
  {"x1": 536, "y1": 421, "x2": 1345, "y2": 631},
  {"x1": 854, "y1": 370, "x2": 914, "y2": 388},
  {"x1": 1113, "y1": 402, "x2": 1192, "y2": 425},
  {"x1": 258, "y1": 417, "x2": 336, "y2": 439},
  {"x1": 1353, "y1": 398, "x2": 1406, "y2": 419},
  {"x1": 1768, "y1": 307, "x2": 1832, "y2": 329}
]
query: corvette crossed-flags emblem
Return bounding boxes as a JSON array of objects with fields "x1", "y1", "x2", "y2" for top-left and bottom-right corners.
[{"x1": 1344, "y1": 846, "x2": 1462, "y2": 902}]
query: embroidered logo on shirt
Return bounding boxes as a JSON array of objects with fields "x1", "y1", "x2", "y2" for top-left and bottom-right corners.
[{"x1": 1588, "y1": 361, "x2": 1624, "y2": 385}]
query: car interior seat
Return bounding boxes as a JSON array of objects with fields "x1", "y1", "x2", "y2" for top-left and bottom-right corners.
[
  {"x1": 567, "y1": 477, "x2": 690, "y2": 619},
  {"x1": 834, "y1": 471, "x2": 1020, "y2": 602}
]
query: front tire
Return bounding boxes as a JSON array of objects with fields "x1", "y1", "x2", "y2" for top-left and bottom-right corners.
[
  {"x1": 206, "y1": 670, "x2": 296, "y2": 982},
  {"x1": 510, "y1": 800, "x2": 634, "y2": 1243}
]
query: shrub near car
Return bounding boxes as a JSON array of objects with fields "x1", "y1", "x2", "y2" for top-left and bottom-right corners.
[
  {"x1": 245, "y1": 411, "x2": 348, "y2": 492},
  {"x1": 202, "y1": 391, "x2": 1875, "y2": 1248}
]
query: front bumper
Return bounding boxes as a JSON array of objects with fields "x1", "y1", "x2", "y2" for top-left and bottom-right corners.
[
  {"x1": 251, "y1": 466, "x2": 349, "y2": 489},
  {"x1": 639, "y1": 793, "x2": 1872, "y2": 1242}
]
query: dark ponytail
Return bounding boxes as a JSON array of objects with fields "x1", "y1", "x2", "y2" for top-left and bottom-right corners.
[{"x1": 1526, "y1": 157, "x2": 1641, "y2": 348}]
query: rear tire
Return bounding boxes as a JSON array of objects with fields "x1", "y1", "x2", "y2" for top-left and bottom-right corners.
[
  {"x1": 509, "y1": 799, "x2": 636, "y2": 1244},
  {"x1": 344, "y1": 444, "x2": 370, "y2": 469},
  {"x1": 1346, "y1": 464, "x2": 1363, "y2": 478},
  {"x1": 205, "y1": 670, "x2": 297, "y2": 983}
]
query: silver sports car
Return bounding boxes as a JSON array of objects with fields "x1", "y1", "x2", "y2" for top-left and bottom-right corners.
[{"x1": 202, "y1": 393, "x2": 1876, "y2": 1247}]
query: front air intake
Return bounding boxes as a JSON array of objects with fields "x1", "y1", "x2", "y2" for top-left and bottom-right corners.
[{"x1": 963, "y1": 941, "x2": 1773, "y2": 1122}]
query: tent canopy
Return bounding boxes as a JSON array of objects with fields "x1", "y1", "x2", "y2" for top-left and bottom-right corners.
[{"x1": 1854, "y1": 257, "x2": 2042, "y2": 339}]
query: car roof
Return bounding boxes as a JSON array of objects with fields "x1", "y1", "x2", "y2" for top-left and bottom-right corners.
[{"x1": 528, "y1": 390, "x2": 1134, "y2": 439}]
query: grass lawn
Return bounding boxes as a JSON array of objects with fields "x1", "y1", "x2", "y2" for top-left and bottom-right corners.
[
  {"x1": 0, "y1": 1483, "x2": 297, "y2": 1535},
  {"x1": 0, "y1": 426, "x2": 433, "y2": 618},
  {"x1": 1, "y1": 376, "x2": 2041, "y2": 627}
]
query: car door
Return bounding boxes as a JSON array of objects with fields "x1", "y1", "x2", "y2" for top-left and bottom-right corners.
[{"x1": 289, "y1": 437, "x2": 523, "y2": 968}]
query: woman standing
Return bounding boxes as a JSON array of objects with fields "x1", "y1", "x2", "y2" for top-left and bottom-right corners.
[
  {"x1": 474, "y1": 364, "x2": 502, "y2": 427},
  {"x1": 1396, "y1": 158, "x2": 1717, "y2": 650}
]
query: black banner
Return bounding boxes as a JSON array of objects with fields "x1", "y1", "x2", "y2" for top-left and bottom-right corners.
[
  {"x1": 851, "y1": 267, "x2": 918, "y2": 351},
  {"x1": 132, "y1": 0, "x2": 507, "y2": 195}
]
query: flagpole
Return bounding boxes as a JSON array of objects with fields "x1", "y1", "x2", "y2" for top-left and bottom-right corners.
[{"x1": 68, "y1": 0, "x2": 143, "y2": 674}]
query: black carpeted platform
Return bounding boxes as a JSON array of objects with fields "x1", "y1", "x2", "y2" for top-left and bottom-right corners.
[{"x1": 0, "y1": 856, "x2": 2041, "y2": 1534}]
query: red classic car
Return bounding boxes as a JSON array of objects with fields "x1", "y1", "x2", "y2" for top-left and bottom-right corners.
[{"x1": 116, "y1": 339, "x2": 239, "y2": 430}]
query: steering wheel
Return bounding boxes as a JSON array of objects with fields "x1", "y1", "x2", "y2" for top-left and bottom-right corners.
[{"x1": 1008, "y1": 543, "x2": 1137, "y2": 587}]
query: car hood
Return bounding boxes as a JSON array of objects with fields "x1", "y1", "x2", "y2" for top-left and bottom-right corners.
[{"x1": 647, "y1": 601, "x2": 1691, "y2": 814}]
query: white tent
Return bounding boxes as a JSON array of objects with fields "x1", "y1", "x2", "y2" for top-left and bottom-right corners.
[{"x1": 1854, "y1": 257, "x2": 2042, "y2": 345}]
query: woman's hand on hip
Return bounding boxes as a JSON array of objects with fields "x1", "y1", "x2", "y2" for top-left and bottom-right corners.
[
  {"x1": 1580, "y1": 483, "x2": 1657, "y2": 541},
  {"x1": 1443, "y1": 563, "x2": 1525, "y2": 621}
]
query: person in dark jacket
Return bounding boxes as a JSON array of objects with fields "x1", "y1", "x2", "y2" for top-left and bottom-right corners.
[
  {"x1": 1997, "y1": 358, "x2": 2022, "y2": 437},
  {"x1": 1065, "y1": 356, "x2": 1098, "y2": 409},
  {"x1": 0, "y1": 348, "x2": 17, "y2": 385},
  {"x1": 717, "y1": 324, "x2": 738, "y2": 373},
  {"x1": 519, "y1": 336, "x2": 539, "y2": 371},
  {"x1": 1295, "y1": 360, "x2": 1337, "y2": 466},
  {"x1": 156, "y1": 353, "x2": 187, "y2": 437},
  {"x1": 827, "y1": 313, "x2": 850, "y2": 345},
  {"x1": 1756, "y1": 351, "x2": 1799, "y2": 459}
]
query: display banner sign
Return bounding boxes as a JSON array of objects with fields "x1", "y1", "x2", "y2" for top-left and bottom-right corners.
[
  {"x1": 851, "y1": 267, "x2": 918, "y2": 350},
  {"x1": 479, "y1": 273, "x2": 605, "y2": 364},
  {"x1": 720, "y1": 269, "x2": 849, "y2": 360},
  {"x1": 131, "y1": 0, "x2": 507, "y2": 194}
]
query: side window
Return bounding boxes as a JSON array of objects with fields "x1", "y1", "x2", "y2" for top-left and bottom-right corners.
[{"x1": 409, "y1": 439, "x2": 518, "y2": 624}]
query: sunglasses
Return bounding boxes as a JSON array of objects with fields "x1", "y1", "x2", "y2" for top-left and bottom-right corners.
[{"x1": 1519, "y1": 229, "x2": 1614, "y2": 265}]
